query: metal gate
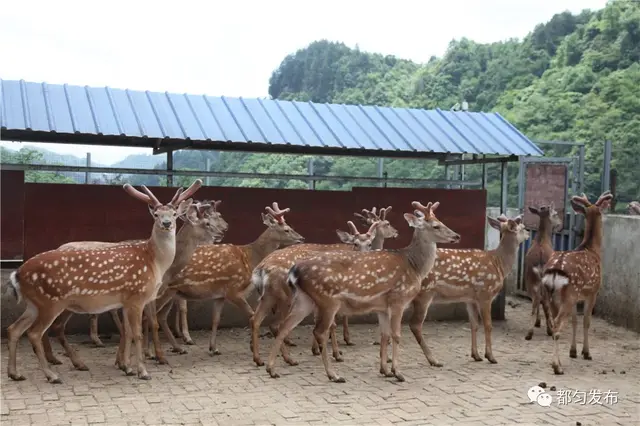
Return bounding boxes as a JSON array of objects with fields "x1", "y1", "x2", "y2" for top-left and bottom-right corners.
[{"x1": 514, "y1": 141, "x2": 585, "y2": 296}]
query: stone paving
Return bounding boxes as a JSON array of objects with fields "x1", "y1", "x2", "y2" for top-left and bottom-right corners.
[{"x1": 1, "y1": 296, "x2": 639, "y2": 425}]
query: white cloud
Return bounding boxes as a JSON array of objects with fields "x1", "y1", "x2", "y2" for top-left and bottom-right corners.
[{"x1": 1, "y1": 0, "x2": 608, "y2": 164}]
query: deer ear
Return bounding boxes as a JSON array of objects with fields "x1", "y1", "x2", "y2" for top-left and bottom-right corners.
[
  {"x1": 148, "y1": 205, "x2": 156, "y2": 216},
  {"x1": 176, "y1": 199, "x2": 193, "y2": 217},
  {"x1": 261, "y1": 213, "x2": 276, "y2": 226},
  {"x1": 528, "y1": 206, "x2": 539, "y2": 215},
  {"x1": 404, "y1": 213, "x2": 421, "y2": 228},
  {"x1": 507, "y1": 219, "x2": 518, "y2": 232},
  {"x1": 183, "y1": 204, "x2": 199, "y2": 224},
  {"x1": 487, "y1": 216, "x2": 502, "y2": 230},
  {"x1": 336, "y1": 230, "x2": 354, "y2": 244},
  {"x1": 570, "y1": 199, "x2": 587, "y2": 215}
]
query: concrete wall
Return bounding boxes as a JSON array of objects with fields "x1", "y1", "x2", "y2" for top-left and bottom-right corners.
[{"x1": 596, "y1": 215, "x2": 640, "y2": 333}]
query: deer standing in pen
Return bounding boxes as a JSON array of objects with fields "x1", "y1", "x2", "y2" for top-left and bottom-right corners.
[
  {"x1": 628, "y1": 201, "x2": 640, "y2": 215},
  {"x1": 523, "y1": 203, "x2": 562, "y2": 340},
  {"x1": 542, "y1": 191, "x2": 612, "y2": 375},
  {"x1": 266, "y1": 201, "x2": 460, "y2": 383},
  {"x1": 250, "y1": 216, "x2": 392, "y2": 367},
  {"x1": 5, "y1": 179, "x2": 202, "y2": 383},
  {"x1": 152, "y1": 202, "x2": 305, "y2": 356},
  {"x1": 405, "y1": 213, "x2": 529, "y2": 367}
]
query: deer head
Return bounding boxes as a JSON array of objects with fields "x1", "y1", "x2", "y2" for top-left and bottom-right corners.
[
  {"x1": 354, "y1": 206, "x2": 399, "y2": 239},
  {"x1": 260, "y1": 202, "x2": 305, "y2": 248},
  {"x1": 570, "y1": 191, "x2": 613, "y2": 217},
  {"x1": 528, "y1": 202, "x2": 562, "y2": 231},
  {"x1": 123, "y1": 179, "x2": 202, "y2": 232},
  {"x1": 335, "y1": 220, "x2": 380, "y2": 251},
  {"x1": 488, "y1": 214, "x2": 530, "y2": 243},
  {"x1": 404, "y1": 201, "x2": 460, "y2": 244},
  {"x1": 627, "y1": 201, "x2": 640, "y2": 215},
  {"x1": 183, "y1": 200, "x2": 228, "y2": 243}
]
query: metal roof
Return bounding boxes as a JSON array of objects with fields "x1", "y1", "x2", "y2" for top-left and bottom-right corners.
[{"x1": 1, "y1": 79, "x2": 543, "y2": 158}]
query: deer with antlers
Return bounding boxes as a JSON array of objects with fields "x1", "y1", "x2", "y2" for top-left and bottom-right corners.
[
  {"x1": 152, "y1": 202, "x2": 304, "y2": 356},
  {"x1": 628, "y1": 201, "x2": 640, "y2": 215},
  {"x1": 405, "y1": 213, "x2": 529, "y2": 368},
  {"x1": 542, "y1": 191, "x2": 612, "y2": 375},
  {"x1": 524, "y1": 203, "x2": 562, "y2": 340},
  {"x1": 265, "y1": 201, "x2": 460, "y2": 382},
  {"x1": 250, "y1": 215, "x2": 392, "y2": 367},
  {"x1": 5, "y1": 180, "x2": 202, "y2": 383}
]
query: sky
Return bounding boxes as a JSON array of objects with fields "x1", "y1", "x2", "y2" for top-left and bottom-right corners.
[{"x1": 1, "y1": 0, "x2": 609, "y2": 165}]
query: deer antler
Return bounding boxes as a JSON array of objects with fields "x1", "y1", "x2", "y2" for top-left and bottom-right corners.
[
  {"x1": 265, "y1": 202, "x2": 291, "y2": 224},
  {"x1": 595, "y1": 190, "x2": 613, "y2": 209},
  {"x1": 380, "y1": 206, "x2": 392, "y2": 220},
  {"x1": 123, "y1": 184, "x2": 162, "y2": 207},
  {"x1": 412, "y1": 201, "x2": 439, "y2": 217},
  {"x1": 496, "y1": 214, "x2": 509, "y2": 223},
  {"x1": 347, "y1": 221, "x2": 359, "y2": 235},
  {"x1": 140, "y1": 185, "x2": 162, "y2": 207},
  {"x1": 366, "y1": 221, "x2": 380, "y2": 236},
  {"x1": 628, "y1": 201, "x2": 640, "y2": 215},
  {"x1": 571, "y1": 193, "x2": 592, "y2": 207},
  {"x1": 170, "y1": 179, "x2": 203, "y2": 207}
]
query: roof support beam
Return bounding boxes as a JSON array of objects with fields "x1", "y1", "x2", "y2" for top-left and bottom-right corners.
[{"x1": 439, "y1": 155, "x2": 519, "y2": 166}]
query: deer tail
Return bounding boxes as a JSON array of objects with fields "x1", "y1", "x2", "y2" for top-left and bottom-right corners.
[
  {"x1": 541, "y1": 270, "x2": 569, "y2": 292},
  {"x1": 251, "y1": 268, "x2": 267, "y2": 297},
  {"x1": 532, "y1": 266, "x2": 544, "y2": 280},
  {"x1": 287, "y1": 265, "x2": 301, "y2": 292},
  {"x1": 5, "y1": 271, "x2": 22, "y2": 304}
]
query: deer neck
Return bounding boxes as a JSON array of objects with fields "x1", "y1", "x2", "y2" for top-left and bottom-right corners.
[
  {"x1": 535, "y1": 217, "x2": 553, "y2": 246},
  {"x1": 244, "y1": 228, "x2": 282, "y2": 269},
  {"x1": 576, "y1": 212, "x2": 603, "y2": 255},
  {"x1": 149, "y1": 224, "x2": 177, "y2": 276},
  {"x1": 164, "y1": 222, "x2": 210, "y2": 280},
  {"x1": 371, "y1": 232, "x2": 386, "y2": 250},
  {"x1": 403, "y1": 230, "x2": 438, "y2": 280},
  {"x1": 493, "y1": 232, "x2": 520, "y2": 278}
]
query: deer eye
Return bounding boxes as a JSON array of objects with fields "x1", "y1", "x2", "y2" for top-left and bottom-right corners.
[{"x1": 432, "y1": 224, "x2": 440, "y2": 230}]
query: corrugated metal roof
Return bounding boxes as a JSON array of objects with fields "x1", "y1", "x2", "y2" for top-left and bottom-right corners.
[{"x1": 0, "y1": 79, "x2": 543, "y2": 157}]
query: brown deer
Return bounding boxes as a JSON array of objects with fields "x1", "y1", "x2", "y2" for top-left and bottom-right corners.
[
  {"x1": 524, "y1": 203, "x2": 562, "y2": 340},
  {"x1": 250, "y1": 217, "x2": 388, "y2": 367},
  {"x1": 542, "y1": 191, "x2": 613, "y2": 375},
  {"x1": 153, "y1": 202, "x2": 304, "y2": 356},
  {"x1": 266, "y1": 201, "x2": 460, "y2": 383},
  {"x1": 4, "y1": 180, "x2": 202, "y2": 383},
  {"x1": 406, "y1": 213, "x2": 529, "y2": 368},
  {"x1": 628, "y1": 201, "x2": 640, "y2": 215}
]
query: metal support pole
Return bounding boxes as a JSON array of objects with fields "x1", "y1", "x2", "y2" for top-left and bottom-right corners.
[
  {"x1": 377, "y1": 158, "x2": 384, "y2": 187},
  {"x1": 205, "y1": 158, "x2": 211, "y2": 186},
  {"x1": 481, "y1": 155, "x2": 487, "y2": 190},
  {"x1": 578, "y1": 145, "x2": 585, "y2": 195},
  {"x1": 166, "y1": 151, "x2": 173, "y2": 187},
  {"x1": 492, "y1": 161, "x2": 508, "y2": 321},
  {"x1": 444, "y1": 164, "x2": 449, "y2": 189},
  {"x1": 602, "y1": 140, "x2": 612, "y2": 193},
  {"x1": 307, "y1": 158, "x2": 315, "y2": 190},
  {"x1": 85, "y1": 152, "x2": 91, "y2": 184}
]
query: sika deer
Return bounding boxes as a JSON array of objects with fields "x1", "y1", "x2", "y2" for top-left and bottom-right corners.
[
  {"x1": 153, "y1": 202, "x2": 304, "y2": 356},
  {"x1": 5, "y1": 180, "x2": 202, "y2": 383},
  {"x1": 250, "y1": 219, "x2": 386, "y2": 366},
  {"x1": 524, "y1": 203, "x2": 562, "y2": 340},
  {"x1": 407, "y1": 214, "x2": 529, "y2": 367},
  {"x1": 267, "y1": 201, "x2": 460, "y2": 382},
  {"x1": 542, "y1": 191, "x2": 613, "y2": 375},
  {"x1": 628, "y1": 201, "x2": 640, "y2": 215}
]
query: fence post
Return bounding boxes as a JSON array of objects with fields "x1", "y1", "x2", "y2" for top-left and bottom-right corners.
[
  {"x1": 492, "y1": 161, "x2": 509, "y2": 321},
  {"x1": 377, "y1": 158, "x2": 384, "y2": 187},
  {"x1": 166, "y1": 151, "x2": 173, "y2": 187},
  {"x1": 205, "y1": 158, "x2": 211, "y2": 186},
  {"x1": 307, "y1": 158, "x2": 315, "y2": 190},
  {"x1": 602, "y1": 140, "x2": 612, "y2": 193},
  {"x1": 85, "y1": 152, "x2": 91, "y2": 184}
]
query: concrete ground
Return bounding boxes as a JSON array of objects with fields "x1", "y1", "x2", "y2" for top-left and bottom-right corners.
[{"x1": 1, "y1": 296, "x2": 639, "y2": 426}]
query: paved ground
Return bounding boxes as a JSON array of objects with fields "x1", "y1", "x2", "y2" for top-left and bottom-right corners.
[{"x1": 1, "y1": 296, "x2": 639, "y2": 425}]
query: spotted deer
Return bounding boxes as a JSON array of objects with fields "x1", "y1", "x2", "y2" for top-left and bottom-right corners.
[
  {"x1": 406, "y1": 213, "x2": 529, "y2": 368},
  {"x1": 250, "y1": 218, "x2": 387, "y2": 367},
  {"x1": 523, "y1": 203, "x2": 562, "y2": 340},
  {"x1": 152, "y1": 202, "x2": 305, "y2": 356},
  {"x1": 542, "y1": 191, "x2": 612, "y2": 375},
  {"x1": 5, "y1": 180, "x2": 202, "y2": 383},
  {"x1": 266, "y1": 201, "x2": 460, "y2": 383},
  {"x1": 628, "y1": 201, "x2": 640, "y2": 215}
]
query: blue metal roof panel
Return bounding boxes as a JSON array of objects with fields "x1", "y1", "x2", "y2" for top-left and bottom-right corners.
[{"x1": 0, "y1": 79, "x2": 543, "y2": 157}]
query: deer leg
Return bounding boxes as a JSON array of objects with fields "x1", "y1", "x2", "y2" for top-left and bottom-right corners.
[
  {"x1": 541, "y1": 293, "x2": 555, "y2": 337},
  {"x1": 466, "y1": 303, "x2": 482, "y2": 361},
  {"x1": 525, "y1": 288, "x2": 540, "y2": 340},
  {"x1": 158, "y1": 297, "x2": 187, "y2": 354},
  {"x1": 342, "y1": 315, "x2": 354, "y2": 346},
  {"x1": 7, "y1": 301, "x2": 39, "y2": 381},
  {"x1": 118, "y1": 312, "x2": 135, "y2": 376},
  {"x1": 208, "y1": 298, "x2": 225, "y2": 356},
  {"x1": 378, "y1": 312, "x2": 394, "y2": 378},
  {"x1": 480, "y1": 301, "x2": 497, "y2": 364},
  {"x1": 582, "y1": 296, "x2": 595, "y2": 360},
  {"x1": 551, "y1": 301, "x2": 571, "y2": 375},
  {"x1": 110, "y1": 309, "x2": 124, "y2": 337},
  {"x1": 328, "y1": 319, "x2": 343, "y2": 362},
  {"x1": 311, "y1": 308, "x2": 322, "y2": 355},
  {"x1": 125, "y1": 305, "x2": 150, "y2": 380},
  {"x1": 228, "y1": 295, "x2": 255, "y2": 352},
  {"x1": 569, "y1": 304, "x2": 578, "y2": 358},
  {"x1": 142, "y1": 313, "x2": 151, "y2": 359},
  {"x1": 172, "y1": 302, "x2": 182, "y2": 338},
  {"x1": 145, "y1": 301, "x2": 167, "y2": 365},
  {"x1": 42, "y1": 314, "x2": 65, "y2": 365},
  {"x1": 266, "y1": 291, "x2": 315, "y2": 379},
  {"x1": 408, "y1": 296, "x2": 441, "y2": 367},
  {"x1": 388, "y1": 307, "x2": 406, "y2": 382},
  {"x1": 89, "y1": 314, "x2": 105, "y2": 347},
  {"x1": 315, "y1": 306, "x2": 344, "y2": 383},
  {"x1": 26, "y1": 305, "x2": 66, "y2": 384},
  {"x1": 251, "y1": 291, "x2": 277, "y2": 366},
  {"x1": 50, "y1": 310, "x2": 89, "y2": 371},
  {"x1": 178, "y1": 298, "x2": 194, "y2": 345}
]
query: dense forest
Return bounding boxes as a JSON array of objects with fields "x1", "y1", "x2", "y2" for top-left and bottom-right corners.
[{"x1": 2, "y1": 0, "x2": 639, "y2": 208}]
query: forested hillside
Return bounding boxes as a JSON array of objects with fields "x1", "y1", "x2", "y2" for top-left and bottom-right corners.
[{"x1": 3, "y1": 0, "x2": 638, "y2": 207}]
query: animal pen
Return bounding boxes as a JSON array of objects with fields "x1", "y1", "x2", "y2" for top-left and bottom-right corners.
[{"x1": 1, "y1": 78, "x2": 582, "y2": 330}]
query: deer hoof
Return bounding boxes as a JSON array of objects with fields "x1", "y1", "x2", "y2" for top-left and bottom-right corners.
[
  {"x1": 485, "y1": 354, "x2": 497, "y2": 364},
  {"x1": 156, "y1": 358, "x2": 169, "y2": 365},
  {"x1": 373, "y1": 341, "x2": 380, "y2": 345},
  {"x1": 48, "y1": 377, "x2": 63, "y2": 385},
  {"x1": 345, "y1": 341, "x2": 355, "y2": 346},
  {"x1": 471, "y1": 353, "x2": 483, "y2": 362},
  {"x1": 209, "y1": 349, "x2": 221, "y2": 356},
  {"x1": 394, "y1": 373, "x2": 405, "y2": 382},
  {"x1": 334, "y1": 356, "x2": 344, "y2": 363},
  {"x1": 524, "y1": 331, "x2": 533, "y2": 341},
  {"x1": 582, "y1": 351, "x2": 592, "y2": 360},
  {"x1": 552, "y1": 364, "x2": 564, "y2": 375},
  {"x1": 266, "y1": 367, "x2": 280, "y2": 379},
  {"x1": 124, "y1": 368, "x2": 135, "y2": 376},
  {"x1": 8, "y1": 373, "x2": 26, "y2": 381},
  {"x1": 534, "y1": 319, "x2": 541, "y2": 328},
  {"x1": 75, "y1": 364, "x2": 90, "y2": 371},
  {"x1": 430, "y1": 361, "x2": 443, "y2": 368},
  {"x1": 138, "y1": 374, "x2": 152, "y2": 381},
  {"x1": 312, "y1": 348, "x2": 320, "y2": 356},
  {"x1": 93, "y1": 341, "x2": 106, "y2": 348},
  {"x1": 546, "y1": 328, "x2": 553, "y2": 337},
  {"x1": 183, "y1": 339, "x2": 195, "y2": 346},
  {"x1": 331, "y1": 376, "x2": 346, "y2": 383},
  {"x1": 284, "y1": 339, "x2": 296, "y2": 347},
  {"x1": 569, "y1": 348, "x2": 577, "y2": 358},
  {"x1": 254, "y1": 359, "x2": 265, "y2": 367},
  {"x1": 47, "y1": 357, "x2": 63, "y2": 366}
]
